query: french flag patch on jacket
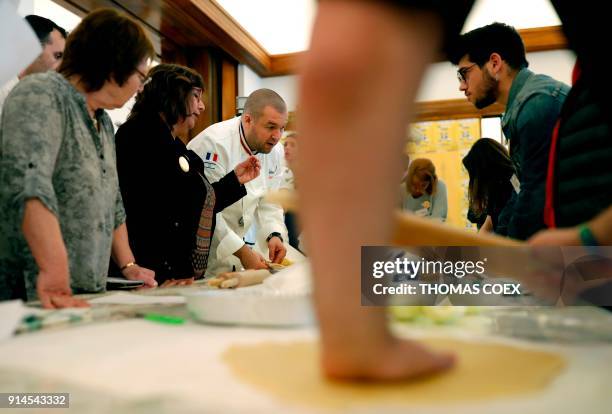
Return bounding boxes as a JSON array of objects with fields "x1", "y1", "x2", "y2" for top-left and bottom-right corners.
[{"x1": 205, "y1": 152, "x2": 218, "y2": 162}]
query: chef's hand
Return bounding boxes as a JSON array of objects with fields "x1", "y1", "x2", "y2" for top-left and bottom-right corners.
[
  {"x1": 208, "y1": 272, "x2": 241, "y2": 289},
  {"x1": 267, "y1": 236, "x2": 286, "y2": 264},
  {"x1": 234, "y1": 245, "x2": 268, "y2": 270},
  {"x1": 234, "y1": 156, "x2": 261, "y2": 184},
  {"x1": 208, "y1": 269, "x2": 271, "y2": 289},
  {"x1": 122, "y1": 264, "x2": 157, "y2": 288}
]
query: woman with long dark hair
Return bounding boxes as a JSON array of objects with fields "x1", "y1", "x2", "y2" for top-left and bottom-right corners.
[{"x1": 462, "y1": 138, "x2": 518, "y2": 234}]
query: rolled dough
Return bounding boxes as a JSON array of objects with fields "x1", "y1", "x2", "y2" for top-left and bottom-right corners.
[{"x1": 223, "y1": 338, "x2": 565, "y2": 409}]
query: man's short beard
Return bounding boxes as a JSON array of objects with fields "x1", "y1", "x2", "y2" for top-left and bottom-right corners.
[
  {"x1": 474, "y1": 71, "x2": 498, "y2": 109},
  {"x1": 246, "y1": 130, "x2": 272, "y2": 154}
]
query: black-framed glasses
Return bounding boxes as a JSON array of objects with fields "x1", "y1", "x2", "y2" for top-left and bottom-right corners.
[
  {"x1": 457, "y1": 63, "x2": 477, "y2": 83},
  {"x1": 135, "y1": 68, "x2": 150, "y2": 86}
]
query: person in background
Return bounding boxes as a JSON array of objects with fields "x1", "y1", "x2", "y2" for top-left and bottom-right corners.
[
  {"x1": 462, "y1": 138, "x2": 518, "y2": 234},
  {"x1": 400, "y1": 158, "x2": 448, "y2": 221},
  {"x1": 0, "y1": 15, "x2": 67, "y2": 116},
  {"x1": 282, "y1": 132, "x2": 299, "y2": 187},
  {"x1": 0, "y1": 8, "x2": 156, "y2": 308},
  {"x1": 188, "y1": 89, "x2": 289, "y2": 276},
  {"x1": 114, "y1": 63, "x2": 260, "y2": 287},
  {"x1": 451, "y1": 22, "x2": 570, "y2": 240},
  {"x1": 280, "y1": 132, "x2": 302, "y2": 251}
]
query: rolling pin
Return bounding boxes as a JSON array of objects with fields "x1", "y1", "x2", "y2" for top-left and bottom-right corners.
[{"x1": 207, "y1": 269, "x2": 272, "y2": 289}]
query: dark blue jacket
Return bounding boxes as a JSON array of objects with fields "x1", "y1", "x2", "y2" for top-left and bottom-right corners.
[{"x1": 500, "y1": 69, "x2": 570, "y2": 239}]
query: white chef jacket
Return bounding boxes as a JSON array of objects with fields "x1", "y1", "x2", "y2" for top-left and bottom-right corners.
[{"x1": 187, "y1": 116, "x2": 288, "y2": 276}]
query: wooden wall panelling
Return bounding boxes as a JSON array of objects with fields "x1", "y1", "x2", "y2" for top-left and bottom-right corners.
[
  {"x1": 414, "y1": 99, "x2": 505, "y2": 123},
  {"x1": 221, "y1": 58, "x2": 238, "y2": 121},
  {"x1": 56, "y1": 0, "x2": 164, "y2": 57},
  {"x1": 187, "y1": 0, "x2": 271, "y2": 75},
  {"x1": 161, "y1": 37, "x2": 188, "y2": 66},
  {"x1": 56, "y1": 0, "x2": 251, "y2": 132},
  {"x1": 288, "y1": 100, "x2": 503, "y2": 132},
  {"x1": 187, "y1": 49, "x2": 216, "y2": 141},
  {"x1": 270, "y1": 52, "x2": 305, "y2": 76},
  {"x1": 521, "y1": 26, "x2": 568, "y2": 52}
]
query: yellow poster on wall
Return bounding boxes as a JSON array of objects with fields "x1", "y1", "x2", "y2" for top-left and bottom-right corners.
[{"x1": 407, "y1": 118, "x2": 480, "y2": 230}]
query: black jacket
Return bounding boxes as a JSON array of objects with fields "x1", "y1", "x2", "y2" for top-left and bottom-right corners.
[
  {"x1": 114, "y1": 114, "x2": 246, "y2": 282},
  {"x1": 553, "y1": 74, "x2": 612, "y2": 227}
]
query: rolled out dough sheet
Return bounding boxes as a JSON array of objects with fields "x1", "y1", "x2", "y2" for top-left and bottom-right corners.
[{"x1": 223, "y1": 338, "x2": 565, "y2": 409}]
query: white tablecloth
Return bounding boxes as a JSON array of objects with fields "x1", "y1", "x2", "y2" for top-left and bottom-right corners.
[{"x1": 0, "y1": 308, "x2": 611, "y2": 414}]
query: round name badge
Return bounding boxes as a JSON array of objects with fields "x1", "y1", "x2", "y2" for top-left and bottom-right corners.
[{"x1": 179, "y1": 156, "x2": 190, "y2": 173}]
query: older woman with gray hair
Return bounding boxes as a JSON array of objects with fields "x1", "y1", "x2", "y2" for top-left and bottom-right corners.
[{"x1": 0, "y1": 9, "x2": 157, "y2": 308}]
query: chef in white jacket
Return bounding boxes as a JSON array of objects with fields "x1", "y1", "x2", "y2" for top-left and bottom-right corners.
[{"x1": 188, "y1": 88, "x2": 289, "y2": 276}]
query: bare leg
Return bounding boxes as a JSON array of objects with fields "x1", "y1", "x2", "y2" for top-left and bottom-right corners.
[{"x1": 298, "y1": 1, "x2": 454, "y2": 380}]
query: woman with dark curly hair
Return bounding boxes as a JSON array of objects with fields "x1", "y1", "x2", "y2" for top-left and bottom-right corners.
[
  {"x1": 462, "y1": 138, "x2": 518, "y2": 234},
  {"x1": 115, "y1": 63, "x2": 260, "y2": 286}
]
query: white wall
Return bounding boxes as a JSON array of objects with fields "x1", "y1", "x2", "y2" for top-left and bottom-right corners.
[
  {"x1": 237, "y1": 65, "x2": 298, "y2": 111},
  {"x1": 16, "y1": 0, "x2": 33, "y2": 14},
  {"x1": 237, "y1": 64, "x2": 262, "y2": 96},
  {"x1": 260, "y1": 75, "x2": 299, "y2": 110}
]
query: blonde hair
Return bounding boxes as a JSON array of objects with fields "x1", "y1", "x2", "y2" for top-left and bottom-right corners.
[{"x1": 406, "y1": 158, "x2": 438, "y2": 195}]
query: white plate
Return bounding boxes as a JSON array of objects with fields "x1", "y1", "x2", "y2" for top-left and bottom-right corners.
[{"x1": 184, "y1": 287, "x2": 314, "y2": 327}]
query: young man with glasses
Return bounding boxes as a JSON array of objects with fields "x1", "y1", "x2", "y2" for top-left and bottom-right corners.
[{"x1": 451, "y1": 22, "x2": 570, "y2": 240}]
